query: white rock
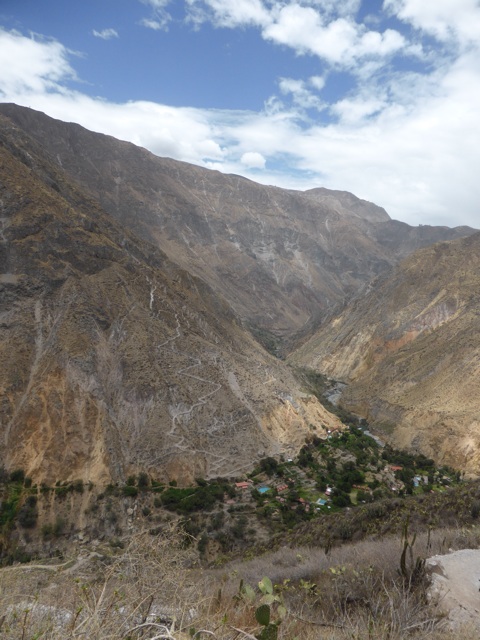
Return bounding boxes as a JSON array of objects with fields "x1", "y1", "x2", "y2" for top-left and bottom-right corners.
[{"x1": 427, "y1": 548, "x2": 480, "y2": 631}]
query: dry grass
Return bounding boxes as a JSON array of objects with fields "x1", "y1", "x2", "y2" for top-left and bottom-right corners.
[
  {"x1": 1, "y1": 524, "x2": 480, "y2": 639},
  {"x1": 219, "y1": 525, "x2": 480, "y2": 588},
  {"x1": 205, "y1": 525, "x2": 480, "y2": 640},
  {"x1": 0, "y1": 524, "x2": 202, "y2": 639}
]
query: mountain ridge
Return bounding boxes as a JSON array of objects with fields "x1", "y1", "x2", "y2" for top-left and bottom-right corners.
[
  {"x1": 0, "y1": 102, "x2": 478, "y2": 481},
  {"x1": 0, "y1": 103, "x2": 474, "y2": 353}
]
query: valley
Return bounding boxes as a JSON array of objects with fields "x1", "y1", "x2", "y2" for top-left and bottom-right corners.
[
  {"x1": 291, "y1": 233, "x2": 480, "y2": 475},
  {"x1": 0, "y1": 101, "x2": 479, "y2": 506},
  {"x1": 0, "y1": 102, "x2": 480, "y2": 638}
]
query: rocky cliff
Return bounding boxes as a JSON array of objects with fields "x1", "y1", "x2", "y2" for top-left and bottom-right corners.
[
  {"x1": 1, "y1": 102, "x2": 478, "y2": 482},
  {"x1": 0, "y1": 113, "x2": 341, "y2": 485}
]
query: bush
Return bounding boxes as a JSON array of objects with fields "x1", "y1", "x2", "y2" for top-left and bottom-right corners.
[
  {"x1": 9, "y1": 469, "x2": 25, "y2": 483},
  {"x1": 210, "y1": 511, "x2": 225, "y2": 530},
  {"x1": 42, "y1": 517, "x2": 65, "y2": 538},
  {"x1": 198, "y1": 534, "x2": 208, "y2": 553},
  {"x1": 356, "y1": 490, "x2": 373, "y2": 503},
  {"x1": 471, "y1": 499, "x2": 480, "y2": 519},
  {"x1": 109, "y1": 538, "x2": 125, "y2": 549},
  {"x1": 332, "y1": 493, "x2": 350, "y2": 508},
  {"x1": 123, "y1": 485, "x2": 138, "y2": 497},
  {"x1": 53, "y1": 517, "x2": 66, "y2": 536},
  {"x1": 260, "y1": 457, "x2": 279, "y2": 476},
  {"x1": 138, "y1": 472, "x2": 149, "y2": 488},
  {"x1": 17, "y1": 497, "x2": 38, "y2": 528},
  {"x1": 55, "y1": 485, "x2": 70, "y2": 498},
  {"x1": 73, "y1": 479, "x2": 84, "y2": 493}
]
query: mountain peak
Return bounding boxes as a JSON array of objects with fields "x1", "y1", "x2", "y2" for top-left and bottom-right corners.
[{"x1": 304, "y1": 187, "x2": 391, "y2": 223}]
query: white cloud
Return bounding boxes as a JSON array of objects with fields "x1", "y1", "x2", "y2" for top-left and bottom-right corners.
[
  {"x1": 143, "y1": 0, "x2": 169, "y2": 6},
  {"x1": 185, "y1": 0, "x2": 270, "y2": 28},
  {"x1": 265, "y1": 6, "x2": 405, "y2": 66},
  {"x1": 0, "y1": 28, "x2": 76, "y2": 96},
  {"x1": 139, "y1": 18, "x2": 166, "y2": 30},
  {"x1": 140, "y1": 0, "x2": 172, "y2": 9},
  {"x1": 0, "y1": 26, "x2": 479, "y2": 229},
  {"x1": 92, "y1": 28, "x2": 119, "y2": 40},
  {"x1": 332, "y1": 95, "x2": 387, "y2": 124},
  {"x1": 138, "y1": 0, "x2": 172, "y2": 30},
  {"x1": 240, "y1": 151, "x2": 266, "y2": 169},
  {"x1": 308, "y1": 0, "x2": 362, "y2": 18},
  {"x1": 385, "y1": 0, "x2": 480, "y2": 43},
  {"x1": 187, "y1": 1, "x2": 407, "y2": 70},
  {"x1": 309, "y1": 76, "x2": 326, "y2": 91},
  {"x1": 278, "y1": 77, "x2": 324, "y2": 111}
]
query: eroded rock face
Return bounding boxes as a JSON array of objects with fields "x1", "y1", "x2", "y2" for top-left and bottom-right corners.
[
  {"x1": 0, "y1": 113, "x2": 341, "y2": 484},
  {"x1": 291, "y1": 233, "x2": 480, "y2": 475},
  {"x1": 427, "y1": 549, "x2": 480, "y2": 631},
  {"x1": 0, "y1": 104, "x2": 474, "y2": 350},
  {"x1": 0, "y1": 103, "x2": 477, "y2": 483}
]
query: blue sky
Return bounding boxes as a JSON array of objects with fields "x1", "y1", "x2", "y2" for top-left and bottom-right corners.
[{"x1": 1, "y1": 1, "x2": 480, "y2": 229}]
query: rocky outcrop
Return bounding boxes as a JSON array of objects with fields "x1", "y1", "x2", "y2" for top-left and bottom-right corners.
[{"x1": 427, "y1": 549, "x2": 480, "y2": 631}]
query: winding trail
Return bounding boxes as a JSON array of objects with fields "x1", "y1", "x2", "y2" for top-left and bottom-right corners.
[{"x1": 146, "y1": 283, "x2": 243, "y2": 476}]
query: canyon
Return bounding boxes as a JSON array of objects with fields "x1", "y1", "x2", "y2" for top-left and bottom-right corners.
[{"x1": 0, "y1": 102, "x2": 478, "y2": 481}]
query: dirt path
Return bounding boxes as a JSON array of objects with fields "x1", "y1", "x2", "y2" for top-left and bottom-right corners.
[{"x1": 0, "y1": 552, "x2": 103, "y2": 574}]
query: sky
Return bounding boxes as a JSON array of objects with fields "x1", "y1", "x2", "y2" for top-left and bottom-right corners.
[{"x1": 0, "y1": 1, "x2": 480, "y2": 229}]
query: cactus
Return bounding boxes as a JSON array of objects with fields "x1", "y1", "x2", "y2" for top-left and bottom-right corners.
[
  {"x1": 234, "y1": 576, "x2": 285, "y2": 639},
  {"x1": 255, "y1": 604, "x2": 278, "y2": 640},
  {"x1": 399, "y1": 515, "x2": 426, "y2": 587}
]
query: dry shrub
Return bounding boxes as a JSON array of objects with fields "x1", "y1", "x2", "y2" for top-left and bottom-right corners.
[
  {"x1": 205, "y1": 525, "x2": 480, "y2": 640},
  {"x1": 1, "y1": 524, "x2": 480, "y2": 639},
  {"x1": 0, "y1": 524, "x2": 204, "y2": 639}
]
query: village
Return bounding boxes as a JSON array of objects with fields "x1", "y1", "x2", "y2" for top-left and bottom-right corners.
[
  {"x1": 151, "y1": 423, "x2": 462, "y2": 557},
  {"x1": 222, "y1": 426, "x2": 459, "y2": 527}
]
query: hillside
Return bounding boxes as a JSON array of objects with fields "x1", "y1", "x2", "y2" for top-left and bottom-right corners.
[
  {"x1": 0, "y1": 112, "x2": 341, "y2": 485},
  {"x1": 1, "y1": 102, "x2": 479, "y2": 491},
  {"x1": 291, "y1": 232, "x2": 480, "y2": 474},
  {"x1": 1, "y1": 102, "x2": 480, "y2": 638},
  {"x1": 0, "y1": 104, "x2": 474, "y2": 351}
]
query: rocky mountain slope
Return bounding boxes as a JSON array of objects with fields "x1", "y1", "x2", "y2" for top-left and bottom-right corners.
[
  {"x1": 0, "y1": 112, "x2": 341, "y2": 485},
  {"x1": 291, "y1": 233, "x2": 480, "y2": 475},
  {"x1": 0, "y1": 104, "x2": 474, "y2": 350},
  {"x1": 1, "y1": 102, "x2": 478, "y2": 483}
]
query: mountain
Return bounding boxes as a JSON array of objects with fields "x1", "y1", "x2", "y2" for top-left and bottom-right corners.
[
  {"x1": 1, "y1": 102, "x2": 478, "y2": 483},
  {"x1": 0, "y1": 104, "x2": 474, "y2": 352},
  {"x1": 0, "y1": 111, "x2": 341, "y2": 485},
  {"x1": 291, "y1": 232, "x2": 480, "y2": 475}
]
